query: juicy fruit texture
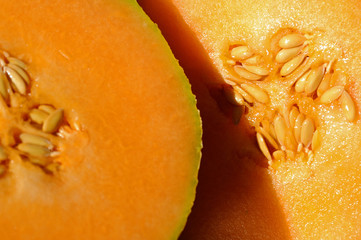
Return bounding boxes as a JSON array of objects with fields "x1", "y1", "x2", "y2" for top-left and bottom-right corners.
[
  {"x1": 0, "y1": 0, "x2": 201, "y2": 239},
  {"x1": 138, "y1": 0, "x2": 361, "y2": 239}
]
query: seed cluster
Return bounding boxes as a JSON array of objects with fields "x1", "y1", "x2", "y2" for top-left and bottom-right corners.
[
  {"x1": 224, "y1": 30, "x2": 357, "y2": 168},
  {"x1": 0, "y1": 51, "x2": 73, "y2": 176}
]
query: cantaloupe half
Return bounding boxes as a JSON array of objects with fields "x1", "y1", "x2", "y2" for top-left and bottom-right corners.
[
  {"x1": 139, "y1": 0, "x2": 361, "y2": 239},
  {"x1": 0, "y1": 0, "x2": 201, "y2": 239}
]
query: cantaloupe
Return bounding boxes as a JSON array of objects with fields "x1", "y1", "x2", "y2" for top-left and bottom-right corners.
[
  {"x1": 139, "y1": 0, "x2": 361, "y2": 239},
  {"x1": 0, "y1": 0, "x2": 202, "y2": 239}
]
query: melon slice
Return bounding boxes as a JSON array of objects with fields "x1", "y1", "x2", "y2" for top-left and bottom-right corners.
[
  {"x1": 0, "y1": 0, "x2": 201, "y2": 239},
  {"x1": 139, "y1": 0, "x2": 361, "y2": 239}
]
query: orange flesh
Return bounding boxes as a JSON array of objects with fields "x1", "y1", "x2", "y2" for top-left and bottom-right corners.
[
  {"x1": 139, "y1": 0, "x2": 361, "y2": 239},
  {"x1": 0, "y1": 0, "x2": 201, "y2": 239}
]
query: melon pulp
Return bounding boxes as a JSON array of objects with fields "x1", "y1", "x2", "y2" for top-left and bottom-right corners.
[
  {"x1": 0, "y1": 0, "x2": 201, "y2": 239},
  {"x1": 139, "y1": 0, "x2": 361, "y2": 239}
]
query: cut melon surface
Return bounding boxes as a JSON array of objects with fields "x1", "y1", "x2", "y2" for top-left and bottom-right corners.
[
  {"x1": 0, "y1": 0, "x2": 202, "y2": 239},
  {"x1": 139, "y1": 0, "x2": 361, "y2": 239}
]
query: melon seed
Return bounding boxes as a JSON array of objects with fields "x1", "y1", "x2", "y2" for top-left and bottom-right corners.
[
  {"x1": 304, "y1": 64, "x2": 326, "y2": 94},
  {"x1": 38, "y1": 105, "x2": 56, "y2": 114},
  {"x1": 234, "y1": 65, "x2": 262, "y2": 80},
  {"x1": 17, "y1": 143, "x2": 51, "y2": 158},
  {"x1": 274, "y1": 115, "x2": 287, "y2": 147},
  {"x1": 7, "y1": 63, "x2": 29, "y2": 84},
  {"x1": 234, "y1": 85, "x2": 254, "y2": 104},
  {"x1": 0, "y1": 71, "x2": 9, "y2": 100},
  {"x1": 279, "y1": 33, "x2": 306, "y2": 49},
  {"x1": 300, "y1": 117, "x2": 315, "y2": 147},
  {"x1": 320, "y1": 86, "x2": 344, "y2": 104},
  {"x1": 19, "y1": 133, "x2": 52, "y2": 148},
  {"x1": 243, "y1": 55, "x2": 261, "y2": 65},
  {"x1": 230, "y1": 46, "x2": 253, "y2": 60},
  {"x1": 256, "y1": 132, "x2": 272, "y2": 162},
  {"x1": 4, "y1": 66, "x2": 27, "y2": 95},
  {"x1": 280, "y1": 53, "x2": 306, "y2": 76},
  {"x1": 242, "y1": 64, "x2": 269, "y2": 76},
  {"x1": 294, "y1": 113, "x2": 305, "y2": 143},
  {"x1": 289, "y1": 106, "x2": 300, "y2": 129},
  {"x1": 276, "y1": 45, "x2": 304, "y2": 63},
  {"x1": 240, "y1": 83, "x2": 270, "y2": 104},
  {"x1": 8, "y1": 57, "x2": 27, "y2": 70},
  {"x1": 257, "y1": 126, "x2": 279, "y2": 149},
  {"x1": 312, "y1": 129, "x2": 321, "y2": 151},
  {"x1": 295, "y1": 70, "x2": 311, "y2": 93},
  {"x1": 30, "y1": 109, "x2": 49, "y2": 124},
  {"x1": 340, "y1": 91, "x2": 356, "y2": 122},
  {"x1": 42, "y1": 108, "x2": 64, "y2": 133}
]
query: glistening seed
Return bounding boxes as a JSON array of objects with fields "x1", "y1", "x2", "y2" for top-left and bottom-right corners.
[
  {"x1": 0, "y1": 71, "x2": 9, "y2": 100},
  {"x1": 312, "y1": 129, "x2": 321, "y2": 151},
  {"x1": 340, "y1": 91, "x2": 356, "y2": 122},
  {"x1": 280, "y1": 53, "x2": 306, "y2": 76},
  {"x1": 243, "y1": 55, "x2": 261, "y2": 65},
  {"x1": 240, "y1": 83, "x2": 270, "y2": 104},
  {"x1": 295, "y1": 70, "x2": 311, "y2": 93},
  {"x1": 19, "y1": 133, "x2": 52, "y2": 148},
  {"x1": 279, "y1": 33, "x2": 306, "y2": 49},
  {"x1": 276, "y1": 45, "x2": 304, "y2": 63},
  {"x1": 300, "y1": 117, "x2": 315, "y2": 147},
  {"x1": 38, "y1": 105, "x2": 56, "y2": 114},
  {"x1": 304, "y1": 64, "x2": 326, "y2": 94},
  {"x1": 17, "y1": 143, "x2": 50, "y2": 158},
  {"x1": 289, "y1": 106, "x2": 300, "y2": 129},
  {"x1": 4, "y1": 66, "x2": 27, "y2": 94},
  {"x1": 42, "y1": 108, "x2": 64, "y2": 133},
  {"x1": 230, "y1": 46, "x2": 253, "y2": 60},
  {"x1": 30, "y1": 109, "x2": 49, "y2": 124},
  {"x1": 234, "y1": 85, "x2": 254, "y2": 104},
  {"x1": 8, "y1": 63, "x2": 29, "y2": 84},
  {"x1": 234, "y1": 65, "x2": 262, "y2": 80},
  {"x1": 274, "y1": 115, "x2": 287, "y2": 147},
  {"x1": 294, "y1": 113, "x2": 305, "y2": 143},
  {"x1": 256, "y1": 132, "x2": 272, "y2": 162},
  {"x1": 242, "y1": 64, "x2": 269, "y2": 76},
  {"x1": 8, "y1": 57, "x2": 27, "y2": 70},
  {"x1": 320, "y1": 86, "x2": 344, "y2": 104}
]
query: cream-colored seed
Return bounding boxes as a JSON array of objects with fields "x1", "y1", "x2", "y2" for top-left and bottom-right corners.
[
  {"x1": 276, "y1": 45, "x2": 304, "y2": 63},
  {"x1": 317, "y1": 74, "x2": 331, "y2": 97},
  {"x1": 279, "y1": 33, "x2": 306, "y2": 49},
  {"x1": 289, "y1": 106, "x2": 300, "y2": 129},
  {"x1": 243, "y1": 55, "x2": 261, "y2": 65},
  {"x1": 274, "y1": 115, "x2": 287, "y2": 147},
  {"x1": 320, "y1": 86, "x2": 344, "y2": 104},
  {"x1": 294, "y1": 113, "x2": 305, "y2": 142},
  {"x1": 284, "y1": 131, "x2": 298, "y2": 152},
  {"x1": 20, "y1": 133, "x2": 52, "y2": 148},
  {"x1": 257, "y1": 126, "x2": 279, "y2": 149},
  {"x1": 17, "y1": 143, "x2": 50, "y2": 158},
  {"x1": 8, "y1": 63, "x2": 29, "y2": 84},
  {"x1": 230, "y1": 46, "x2": 253, "y2": 60},
  {"x1": 225, "y1": 87, "x2": 245, "y2": 105},
  {"x1": 234, "y1": 65, "x2": 262, "y2": 80},
  {"x1": 45, "y1": 162, "x2": 61, "y2": 173},
  {"x1": 242, "y1": 64, "x2": 269, "y2": 76},
  {"x1": 280, "y1": 53, "x2": 306, "y2": 76},
  {"x1": 4, "y1": 66, "x2": 27, "y2": 94},
  {"x1": 256, "y1": 132, "x2": 272, "y2": 162},
  {"x1": 304, "y1": 65, "x2": 325, "y2": 94},
  {"x1": 0, "y1": 71, "x2": 9, "y2": 100},
  {"x1": 234, "y1": 85, "x2": 254, "y2": 104},
  {"x1": 8, "y1": 57, "x2": 27, "y2": 70},
  {"x1": 340, "y1": 91, "x2": 356, "y2": 122},
  {"x1": 30, "y1": 109, "x2": 49, "y2": 124},
  {"x1": 240, "y1": 83, "x2": 270, "y2": 104},
  {"x1": 38, "y1": 105, "x2": 56, "y2": 114},
  {"x1": 300, "y1": 118, "x2": 315, "y2": 147},
  {"x1": 261, "y1": 119, "x2": 276, "y2": 139},
  {"x1": 42, "y1": 108, "x2": 64, "y2": 133},
  {"x1": 295, "y1": 70, "x2": 311, "y2": 93},
  {"x1": 0, "y1": 146, "x2": 7, "y2": 161},
  {"x1": 312, "y1": 129, "x2": 321, "y2": 151},
  {"x1": 273, "y1": 150, "x2": 285, "y2": 161}
]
